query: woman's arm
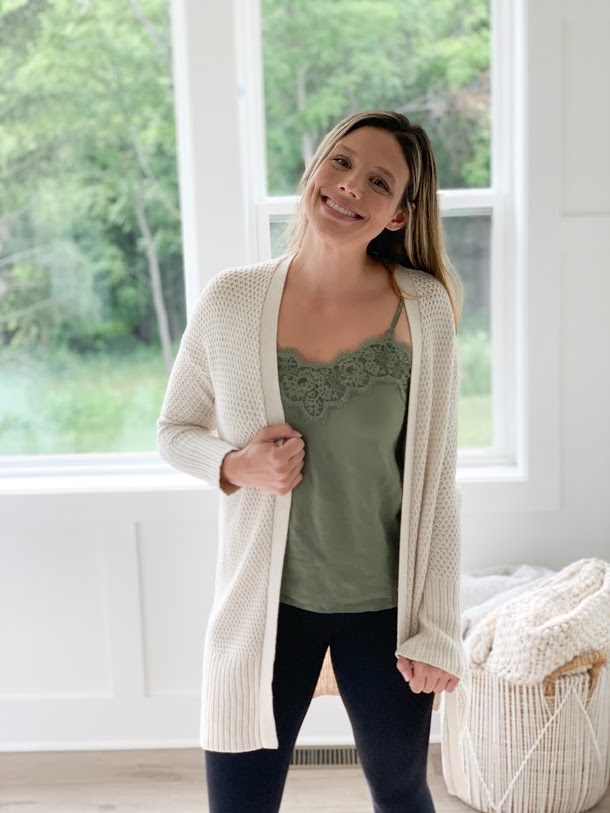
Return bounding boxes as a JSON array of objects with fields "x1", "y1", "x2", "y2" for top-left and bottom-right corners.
[
  {"x1": 395, "y1": 288, "x2": 466, "y2": 682},
  {"x1": 157, "y1": 291, "x2": 241, "y2": 495}
]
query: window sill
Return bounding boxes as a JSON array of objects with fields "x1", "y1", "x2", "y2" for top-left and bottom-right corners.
[
  {"x1": 0, "y1": 454, "x2": 556, "y2": 513},
  {"x1": 0, "y1": 454, "x2": 208, "y2": 496}
]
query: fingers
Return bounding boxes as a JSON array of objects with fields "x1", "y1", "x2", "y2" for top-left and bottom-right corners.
[
  {"x1": 290, "y1": 471, "x2": 304, "y2": 490},
  {"x1": 263, "y1": 423, "x2": 302, "y2": 442},
  {"x1": 277, "y1": 435, "x2": 305, "y2": 460},
  {"x1": 396, "y1": 659, "x2": 460, "y2": 696},
  {"x1": 263, "y1": 434, "x2": 306, "y2": 495},
  {"x1": 395, "y1": 657, "x2": 413, "y2": 682}
]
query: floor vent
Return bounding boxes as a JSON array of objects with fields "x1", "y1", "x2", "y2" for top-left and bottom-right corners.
[{"x1": 290, "y1": 745, "x2": 360, "y2": 767}]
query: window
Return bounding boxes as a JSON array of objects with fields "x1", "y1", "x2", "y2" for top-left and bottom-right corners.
[
  {"x1": 258, "y1": 0, "x2": 494, "y2": 450},
  {"x1": 0, "y1": 1, "x2": 183, "y2": 463},
  {"x1": 4, "y1": 2, "x2": 543, "y2": 505}
]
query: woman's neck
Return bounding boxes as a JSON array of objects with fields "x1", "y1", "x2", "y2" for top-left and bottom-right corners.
[{"x1": 290, "y1": 237, "x2": 388, "y2": 301}]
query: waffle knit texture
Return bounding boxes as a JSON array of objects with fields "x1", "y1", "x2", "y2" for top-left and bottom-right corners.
[
  {"x1": 157, "y1": 252, "x2": 471, "y2": 753},
  {"x1": 465, "y1": 557, "x2": 610, "y2": 683}
]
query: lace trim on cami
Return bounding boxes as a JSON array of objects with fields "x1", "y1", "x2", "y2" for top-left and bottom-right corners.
[{"x1": 277, "y1": 334, "x2": 412, "y2": 424}]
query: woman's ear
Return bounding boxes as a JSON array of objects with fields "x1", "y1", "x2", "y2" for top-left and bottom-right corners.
[{"x1": 385, "y1": 207, "x2": 408, "y2": 232}]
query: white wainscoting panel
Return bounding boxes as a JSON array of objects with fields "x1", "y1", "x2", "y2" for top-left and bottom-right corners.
[{"x1": 561, "y1": 19, "x2": 610, "y2": 216}]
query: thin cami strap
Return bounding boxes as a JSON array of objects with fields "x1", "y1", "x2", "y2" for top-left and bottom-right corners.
[{"x1": 387, "y1": 298, "x2": 404, "y2": 336}]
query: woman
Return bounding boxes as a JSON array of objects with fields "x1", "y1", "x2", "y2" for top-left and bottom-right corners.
[{"x1": 158, "y1": 110, "x2": 470, "y2": 813}]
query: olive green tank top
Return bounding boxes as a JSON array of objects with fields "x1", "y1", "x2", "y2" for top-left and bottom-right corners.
[{"x1": 277, "y1": 298, "x2": 412, "y2": 613}]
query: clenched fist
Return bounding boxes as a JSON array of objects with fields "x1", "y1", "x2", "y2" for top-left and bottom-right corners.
[{"x1": 220, "y1": 423, "x2": 305, "y2": 496}]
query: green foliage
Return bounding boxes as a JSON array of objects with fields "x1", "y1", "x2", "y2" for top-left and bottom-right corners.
[
  {"x1": 457, "y1": 329, "x2": 491, "y2": 397},
  {"x1": 458, "y1": 392, "x2": 491, "y2": 447},
  {"x1": 0, "y1": 0, "x2": 492, "y2": 454},
  {"x1": 261, "y1": 0, "x2": 491, "y2": 194},
  {"x1": 0, "y1": 343, "x2": 491, "y2": 453},
  {"x1": 0, "y1": 0, "x2": 182, "y2": 352},
  {"x1": 0, "y1": 343, "x2": 169, "y2": 454}
]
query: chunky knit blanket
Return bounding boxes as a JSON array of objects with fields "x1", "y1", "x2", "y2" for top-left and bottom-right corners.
[
  {"x1": 463, "y1": 557, "x2": 610, "y2": 684},
  {"x1": 460, "y1": 562, "x2": 556, "y2": 641}
]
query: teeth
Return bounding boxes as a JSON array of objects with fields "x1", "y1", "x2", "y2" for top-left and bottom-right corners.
[{"x1": 325, "y1": 197, "x2": 359, "y2": 218}]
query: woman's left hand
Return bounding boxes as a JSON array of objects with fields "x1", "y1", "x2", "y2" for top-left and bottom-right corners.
[{"x1": 395, "y1": 655, "x2": 460, "y2": 696}]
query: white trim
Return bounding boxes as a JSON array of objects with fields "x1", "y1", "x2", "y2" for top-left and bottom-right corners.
[
  {"x1": 0, "y1": 458, "x2": 205, "y2": 496},
  {"x1": 235, "y1": 0, "x2": 267, "y2": 263},
  {"x1": 171, "y1": 0, "x2": 249, "y2": 307},
  {"x1": 0, "y1": 453, "x2": 164, "y2": 478},
  {"x1": 255, "y1": 189, "x2": 498, "y2": 221}
]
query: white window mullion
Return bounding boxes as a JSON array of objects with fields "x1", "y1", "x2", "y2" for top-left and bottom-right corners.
[
  {"x1": 173, "y1": 1, "x2": 249, "y2": 303},
  {"x1": 437, "y1": 189, "x2": 496, "y2": 214},
  {"x1": 235, "y1": 0, "x2": 268, "y2": 264},
  {"x1": 257, "y1": 189, "x2": 497, "y2": 220}
]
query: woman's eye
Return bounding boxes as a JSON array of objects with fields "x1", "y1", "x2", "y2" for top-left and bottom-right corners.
[
  {"x1": 332, "y1": 156, "x2": 349, "y2": 168},
  {"x1": 373, "y1": 178, "x2": 389, "y2": 191}
]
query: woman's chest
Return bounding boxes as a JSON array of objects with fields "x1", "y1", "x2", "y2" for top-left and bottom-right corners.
[{"x1": 277, "y1": 287, "x2": 412, "y2": 363}]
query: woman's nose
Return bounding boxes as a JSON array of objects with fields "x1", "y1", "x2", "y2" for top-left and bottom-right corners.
[{"x1": 338, "y1": 174, "x2": 363, "y2": 198}]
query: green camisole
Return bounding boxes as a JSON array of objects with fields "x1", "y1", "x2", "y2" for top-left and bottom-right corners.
[{"x1": 277, "y1": 298, "x2": 413, "y2": 613}]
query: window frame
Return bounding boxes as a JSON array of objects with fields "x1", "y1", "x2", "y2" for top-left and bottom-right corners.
[{"x1": 234, "y1": 0, "x2": 558, "y2": 512}]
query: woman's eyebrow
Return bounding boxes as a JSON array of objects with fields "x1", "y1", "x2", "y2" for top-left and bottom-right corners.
[{"x1": 335, "y1": 142, "x2": 396, "y2": 184}]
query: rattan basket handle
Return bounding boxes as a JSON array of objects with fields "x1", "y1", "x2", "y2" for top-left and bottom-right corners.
[{"x1": 542, "y1": 650, "x2": 607, "y2": 698}]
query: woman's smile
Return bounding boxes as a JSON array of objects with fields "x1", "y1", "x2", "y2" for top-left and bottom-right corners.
[{"x1": 320, "y1": 194, "x2": 364, "y2": 221}]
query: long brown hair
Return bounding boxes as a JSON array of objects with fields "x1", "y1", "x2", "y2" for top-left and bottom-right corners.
[{"x1": 280, "y1": 110, "x2": 463, "y2": 330}]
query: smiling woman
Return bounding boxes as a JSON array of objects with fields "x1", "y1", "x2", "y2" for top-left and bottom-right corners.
[{"x1": 158, "y1": 108, "x2": 469, "y2": 813}]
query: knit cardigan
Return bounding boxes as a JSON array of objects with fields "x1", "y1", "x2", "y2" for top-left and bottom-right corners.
[{"x1": 157, "y1": 252, "x2": 472, "y2": 753}]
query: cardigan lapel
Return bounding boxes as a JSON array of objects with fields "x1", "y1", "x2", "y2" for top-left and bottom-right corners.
[
  {"x1": 257, "y1": 252, "x2": 298, "y2": 746},
  {"x1": 393, "y1": 267, "x2": 423, "y2": 645},
  {"x1": 259, "y1": 252, "x2": 296, "y2": 426}
]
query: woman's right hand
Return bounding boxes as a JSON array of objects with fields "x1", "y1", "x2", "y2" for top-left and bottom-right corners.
[{"x1": 220, "y1": 423, "x2": 305, "y2": 496}]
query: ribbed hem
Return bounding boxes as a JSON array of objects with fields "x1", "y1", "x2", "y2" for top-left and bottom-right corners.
[
  {"x1": 199, "y1": 647, "x2": 264, "y2": 752},
  {"x1": 158, "y1": 426, "x2": 238, "y2": 489},
  {"x1": 395, "y1": 574, "x2": 466, "y2": 681},
  {"x1": 396, "y1": 572, "x2": 472, "y2": 787}
]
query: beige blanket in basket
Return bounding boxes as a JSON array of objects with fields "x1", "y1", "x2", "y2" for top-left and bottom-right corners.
[
  {"x1": 464, "y1": 557, "x2": 610, "y2": 684},
  {"x1": 460, "y1": 562, "x2": 556, "y2": 641}
]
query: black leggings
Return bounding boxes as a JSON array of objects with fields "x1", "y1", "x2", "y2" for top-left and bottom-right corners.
[{"x1": 204, "y1": 601, "x2": 436, "y2": 813}]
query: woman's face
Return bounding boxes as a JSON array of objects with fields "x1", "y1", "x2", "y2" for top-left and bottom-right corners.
[{"x1": 303, "y1": 126, "x2": 410, "y2": 247}]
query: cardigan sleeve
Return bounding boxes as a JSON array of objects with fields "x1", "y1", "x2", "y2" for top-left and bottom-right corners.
[
  {"x1": 395, "y1": 299, "x2": 467, "y2": 682},
  {"x1": 157, "y1": 289, "x2": 240, "y2": 493}
]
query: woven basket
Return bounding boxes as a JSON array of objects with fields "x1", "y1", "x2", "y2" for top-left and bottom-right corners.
[{"x1": 442, "y1": 650, "x2": 610, "y2": 813}]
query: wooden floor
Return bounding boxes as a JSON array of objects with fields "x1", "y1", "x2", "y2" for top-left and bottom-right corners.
[{"x1": 1, "y1": 744, "x2": 609, "y2": 812}]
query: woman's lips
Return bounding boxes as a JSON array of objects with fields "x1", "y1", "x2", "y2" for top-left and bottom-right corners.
[{"x1": 321, "y1": 194, "x2": 363, "y2": 221}]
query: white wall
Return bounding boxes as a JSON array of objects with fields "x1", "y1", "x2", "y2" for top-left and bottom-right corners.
[{"x1": 1, "y1": 0, "x2": 609, "y2": 752}]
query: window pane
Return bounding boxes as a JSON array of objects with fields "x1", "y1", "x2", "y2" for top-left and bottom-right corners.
[
  {"x1": 270, "y1": 214, "x2": 492, "y2": 448},
  {"x1": 444, "y1": 215, "x2": 492, "y2": 449},
  {"x1": 0, "y1": 1, "x2": 184, "y2": 456},
  {"x1": 261, "y1": 0, "x2": 490, "y2": 195}
]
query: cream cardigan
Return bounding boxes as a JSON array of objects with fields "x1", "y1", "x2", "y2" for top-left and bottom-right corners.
[{"x1": 157, "y1": 252, "x2": 471, "y2": 756}]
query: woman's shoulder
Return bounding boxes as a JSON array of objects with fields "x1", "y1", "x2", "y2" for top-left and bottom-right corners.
[
  {"x1": 192, "y1": 257, "x2": 282, "y2": 320},
  {"x1": 395, "y1": 265, "x2": 452, "y2": 315},
  {"x1": 204, "y1": 257, "x2": 279, "y2": 298}
]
